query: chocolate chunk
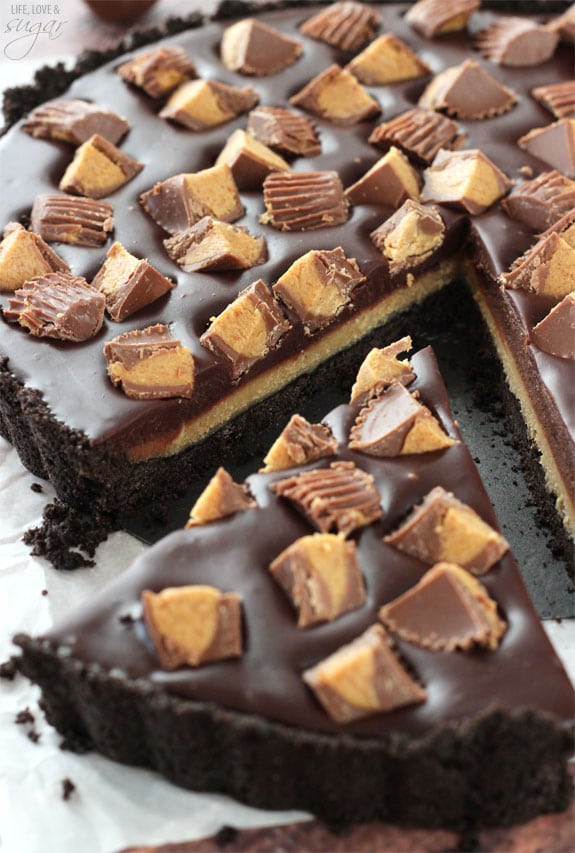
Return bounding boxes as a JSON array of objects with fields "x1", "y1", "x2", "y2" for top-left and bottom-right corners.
[
  {"x1": 261, "y1": 171, "x2": 349, "y2": 232},
  {"x1": 532, "y1": 81, "x2": 575, "y2": 120},
  {"x1": 187, "y1": 467, "x2": 257, "y2": 526},
  {"x1": 290, "y1": 65, "x2": 381, "y2": 126},
  {"x1": 200, "y1": 279, "x2": 290, "y2": 380},
  {"x1": 346, "y1": 146, "x2": 420, "y2": 208},
  {"x1": 140, "y1": 164, "x2": 243, "y2": 235},
  {"x1": 159, "y1": 79, "x2": 259, "y2": 130},
  {"x1": 350, "y1": 336, "x2": 415, "y2": 403},
  {"x1": 370, "y1": 200, "x2": 445, "y2": 274},
  {"x1": 164, "y1": 217, "x2": 267, "y2": 274},
  {"x1": 59, "y1": 134, "x2": 143, "y2": 199},
  {"x1": 270, "y1": 533, "x2": 365, "y2": 628},
  {"x1": 221, "y1": 18, "x2": 302, "y2": 76},
  {"x1": 104, "y1": 324, "x2": 194, "y2": 400},
  {"x1": 421, "y1": 149, "x2": 512, "y2": 215},
  {"x1": 61, "y1": 778, "x2": 76, "y2": 801},
  {"x1": 31, "y1": 194, "x2": 114, "y2": 248},
  {"x1": 369, "y1": 108, "x2": 465, "y2": 166},
  {"x1": 419, "y1": 60, "x2": 517, "y2": 119},
  {"x1": 518, "y1": 119, "x2": 575, "y2": 178},
  {"x1": 346, "y1": 33, "x2": 431, "y2": 85},
  {"x1": 379, "y1": 562, "x2": 507, "y2": 651},
  {"x1": 303, "y1": 624, "x2": 426, "y2": 723},
  {"x1": 299, "y1": 2, "x2": 380, "y2": 52},
  {"x1": 531, "y1": 293, "x2": 575, "y2": 360},
  {"x1": 23, "y1": 98, "x2": 129, "y2": 145},
  {"x1": 247, "y1": 107, "x2": 321, "y2": 158},
  {"x1": 272, "y1": 247, "x2": 365, "y2": 333},
  {"x1": 91, "y1": 241, "x2": 174, "y2": 321},
  {"x1": 142, "y1": 585, "x2": 243, "y2": 670},
  {"x1": 384, "y1": 486, "x2": 509, "y2": 575},
  {"x1": 261, "y1": 414, "x2": 338, "y2": 473},
  {"x1": 0, "y1": 223, "x2": 69, "y2": 292},
  {"x1": 117, "y1": 46, "x2": 196, "y2": 97},
  {"x1": 272, "y1": 461, "x2": 383, "y2": 536},
  {"x1": 501, "y1": 171, "x2": 575, "y2": 233},
  {"x1": 349, "y1": 383, "x2": 456, "y2": 457},
  {"x1": 215, "y1": 128, "x2": 291, "y2": 190},
  {"x1": 501, "y1": 228, "x2": 575, "y2": 299},
  {"x1": 4, "y1": 271, "x2": 105, "y2": 342},
  {"x1": 406, "y1": 0, "x2": 479, "y2": 39},
  {"x1": 475, "y1": 18, "x2": 558, "y2": 66}
]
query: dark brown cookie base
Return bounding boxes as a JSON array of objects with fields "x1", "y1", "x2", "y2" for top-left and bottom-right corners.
[{"x1": 14, "y1": 631, "x2": 574, "y2": 832}]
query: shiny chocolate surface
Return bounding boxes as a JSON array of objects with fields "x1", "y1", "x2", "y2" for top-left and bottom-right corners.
[
  {"x1": 0, "y1": 4, "x2": 571, "y2": 452},
  {"x1": 46, "y1": 348, "x2": 574, "y2": 737}
]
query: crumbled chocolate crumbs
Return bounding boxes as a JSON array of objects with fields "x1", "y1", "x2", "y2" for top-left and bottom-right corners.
[
  {"x1": 30, "y1": 482, "x2": 43, "y2": 493},
  {"x1": 41, "y1": 589, "x2": 48, "y2": 596},
  {"x1": 27, "y1": 730, "x2": 40, "y2": 744},
  {"x1": 0, "y1": 658, "x2": 18, "y2": 680},
  {"x1": 215, "y1": 826, "x2": 239, "y2": 847},
  {"x1": 15, "y1": 707, "x2": 35, "y2": 725},
  {"x1": 61, "y1": 778, "x2": 76, "y2": 801}
]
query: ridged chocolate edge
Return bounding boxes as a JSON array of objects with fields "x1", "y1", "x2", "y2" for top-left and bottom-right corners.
[{"x1": 13, "y1": 630, "x2": 574, "y2": 831}]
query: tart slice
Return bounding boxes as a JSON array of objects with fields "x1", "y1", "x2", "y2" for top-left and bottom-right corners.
[{"x1": 15, "y1": 343, "x2": 573, "y2": 831}]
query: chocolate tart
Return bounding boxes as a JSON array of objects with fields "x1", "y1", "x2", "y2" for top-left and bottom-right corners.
[
  {"x1": 14, "y1": 344, "x2": 574, "y2": 830},
  {"x1": 0, "y1": 2, "x2": 572, "y2": 567}
]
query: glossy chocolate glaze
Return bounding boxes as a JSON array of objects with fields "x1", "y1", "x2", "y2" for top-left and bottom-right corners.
[
  {"x1": 0, "y1": 5, "x2": 571, "y2": 453},
  {"x1": 46, "y1": 348, "x2": 574, "y2": 737}
]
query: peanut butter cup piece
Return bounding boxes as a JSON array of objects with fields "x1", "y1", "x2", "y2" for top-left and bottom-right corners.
[
  {"x1": 406, "y1": 0, "x2": 479, "y2": 39},
  {"x1": 547, "y1": 4, "x2": 575, "y2": 44},
  {"x1": 117, "y1": 46, "x2": 197, "y2": 97},
  {"x1": 59, "y1": 134, "x2": 143, "y2": 199},
  {"x1": 369, "y1": 108, "x2": 465, "y2": 166},
  {"x1": 532, "y1": 81, "x2": 575, "y2": 120},
  {"x1": 371, "y1": 200, "x2": 445, "y2": 274},
  {"x1": 303, "y1": 624, "x2": 426, "y2": 723},
  {"x1": 290, "y1": 65, "x2": 381, "y2": 126},
  {"x1": 384, "y1": 486, "x2": 509, "y2": 575},
  {"x1": 350, "y1": 336, "x2": 415, "y2": 403},
  {"x1": 247, "y1": 107, "x2": 321, "y2": 158},
  {"x1": 421, "y1": 149, "x2": 512, "y2": 215},
  {"x1": 475, "y1": 18, "x2": 558, "y2": 67},
  {"x1": 92, "y1": 241, "x2": 174, "y2": 321},
  {"x1": 140, "y1": 164, "x2": 243, "y2": 235},
  {"x1": 262, "y1": 171, "x2": 349, "y2": 232},
  {"x1": 104, "y1": 324, "x2": 194, "y2": 400},
  {"x1": 272, "y1": 461, "x2": 383, "y2": 536},
  {"x1": 0, "y1": 223, "x2": 69, "y2": 292},
  {"x1": 419, "y1": 60, "x2": 517, "y2": 119},
  {"x1": 4, "y1": 271, "x2": 105, "y2": 341},
  {"x1": 164, "y1": 217, "x2": 266, "y2": 274},
  {"x1": 215, "y1": 129, "x2": 291, "y2": 190},
  {"x1": 350, "y1": 383, "x2": 456, "y2": 457},
  {"x1": 261, "y1": 414, "x2": 338, "y2": 473},
  {"x1": 346, "y1": 146, "x2": 420, "y2": 208},
  {"x1": 159, "y1": 79, "x2": 259, "y2": 130},
  {"x1": 379, "y1": 562, "x2": 507, "y2": 651},
  {"x1": 200, "y1": 279, "x2": 290, "y2": 380},
  {"x1": 347, "y1": 33, "x2": 431, "y2": 85},
  {"x1": 518, "y1": 119, "x2": 575, "y2": 178},
  {"x1": 531, "y1": 293, "x2": 575, "y2": 360},
  {"x1": 31, "y1": 194, "x2": 114, "y2": 248},
  {"x1": 501, "y1": 225, "x2": 575, "y2": 299},
  {"x1": 270, "y1": 533, "x2": 365, "y2": 628},
  {"x1": 502, "y1": 171, "x2": 575, "y2": 233},
  {"x1": 142, "y1": 585, "x2": 242, "y2": 670},
  {"x1": 221, "y1": 18, "x2": 302, "y2": 76},
  {"x1": 299, "y1": 2, "x2": 380, "y2": 52},
  {"x1": 187, "y1": 467, "x2": 257, "y2": 527},
  {"x1": 23, "y1": 99, "x2": 129, "y2": 146},
  {"x1": 272, "y1": 247, "x2": 365, "y2": 333}
]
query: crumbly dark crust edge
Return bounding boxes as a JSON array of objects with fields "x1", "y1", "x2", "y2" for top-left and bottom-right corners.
[{"x1": 13, "y1": 631, "x2": 574, "y2": 832}]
